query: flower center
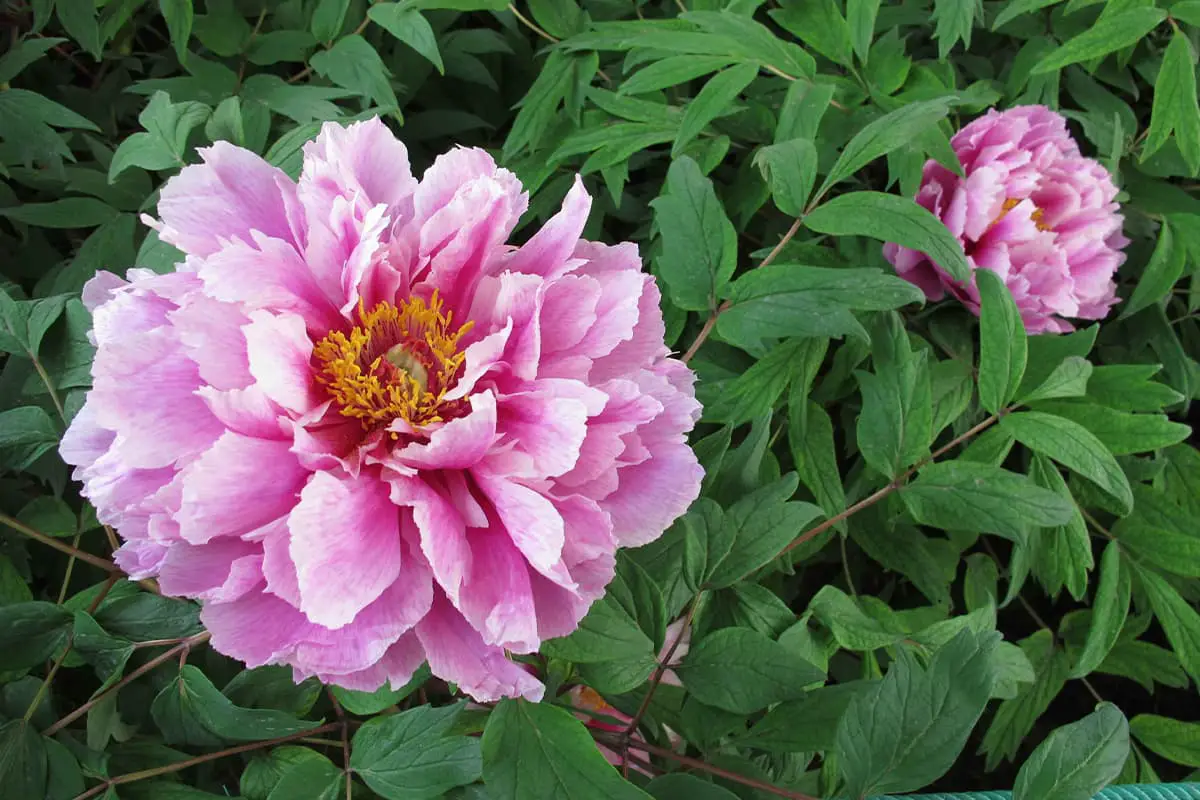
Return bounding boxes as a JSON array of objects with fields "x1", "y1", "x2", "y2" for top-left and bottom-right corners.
[
  {"x1": 313, "y1": 294, "x2": 473, "y2": 430},
  {"x1": 996, "y1": 197, "x2": 1051, "y2": 232}
]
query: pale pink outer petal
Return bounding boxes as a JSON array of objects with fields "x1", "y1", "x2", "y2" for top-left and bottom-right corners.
[
  {"x1": 153, "y1": 141, "x2": 300, "y2": 258},
  {"x1": 157, "y1": 539, "x2": 264, "y2": 602},
  {"x1": 299, "y1": 118, "x2": 418, "y2": 224},
  {"x1": 177, "y1": 433, "x2": 308, "y2": 544},
  {"x1": 243, "y1": 311, "x2": 322, "y2": 414},
  {"x1": 416, "y1": 592, "x2": 544, "y2": 702},
  {"x1": 504, "y1": 176, "x2": 592, "y2": 278},
  {"x1": 288, "y1": 469, "x2": 403, "y2": 629}
]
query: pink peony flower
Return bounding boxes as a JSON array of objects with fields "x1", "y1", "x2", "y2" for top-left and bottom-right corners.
[
  {"x1": 61, "y1": 118, "x2": 703, "y2": 701},
  {"x1": 884, "y1": 105, "x2": 1128, "y2": 333}
]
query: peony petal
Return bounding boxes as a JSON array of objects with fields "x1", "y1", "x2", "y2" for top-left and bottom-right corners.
[
  {"x1": 289, "y1": 469, "x2": 403, "y2": 629},
  {"x1": 158, "y1": 538, "x2": 264, "y2": 602},
  {"x1": 244, "y1": 311, "x2": 321, "y2": 414},
  {"x1": 154, "y1": 142, "x2": 300, "y2": 258},
  {"x1": 505, "y1": 176, "x2": 591, "y2": 278},
  {"x1": 394, "y1": 391, "x2": 498, "y2": 471},
  {"x1": 177, "y1": 433, "x2": 308, "y2": 544},
  {"x1": 416, "y1": 592, "x2": 544, "y2": 702}
]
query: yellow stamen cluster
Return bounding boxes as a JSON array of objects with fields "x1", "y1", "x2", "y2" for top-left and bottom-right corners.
[
  {"x1": 313, "y1": 294, "x2": 473, "y2": 429},
  {"x1": 996, "y1": 197, "x2": 1051, "y2": 232}
]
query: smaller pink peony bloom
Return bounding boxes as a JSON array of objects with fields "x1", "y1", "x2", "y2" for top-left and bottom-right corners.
[
  {"x1": 884, "y1": 105, "x2": 1128, "y2": 333},
  {"x1": 61, "y1": 118, "x2": 703, "y2": 703}
]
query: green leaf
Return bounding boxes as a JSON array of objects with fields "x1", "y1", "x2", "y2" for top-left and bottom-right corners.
[
  {"x1": 789, "y1": 397, "x2": 846, "y2": 531},
  {"x1": 224, "y1": 666, "x2": 323, "y2": 716},
  {"x1": 331, "y1": 665, "x2": 430, "y2": 715},
  {"x1": 650, "y1": 156, "x2": 737, "y2": 312},
  {"x1": 646, "y1": 774, "x2": 739, "y2": 800},
  {"x1": 837, "y1": 629, "x2": 998, "y2": 797},
  {"x1": 1012, "y1": 704, "x2": 1129, "y2": 800},
  {"x1": 1032, "y1": 9, "x2": 1167, "y2": 74},
  {"x1": 72, "y1": 612, "x2": 134, "y2": 689},
  {"x1": 717, "y1": 264, "x2": 924, "y2": 348},
  {"x1": 1000, "y1": 411, "x2": 1133, "y2": 514},
  {"x1": 705, "y1": 337, "x2": 824, "y2": 426},
  {"x1": 1135, "y1": 566, "x2": 1200, "y2": 687},
  {"x1": 481, "y1": 700, "x2": 651, "y2": 800},
  {"x1": 901, "y1": 461, "x2": 1074, "y2": 540},
  {"x1": 94, "y1": 593, "x2": 201, "y2": 641},
  {"x1": 1087, "y1": 365, "x2": 1183, "y2": 412},
  {"x1": 351, "y1": 704, "x2": 480, "y2": 800},
  {"x1": 1027, "y1": 453, "x2": 1092, "y2": 600},
  {"x1": 0, "y1": 406, "x2": 60, "y2": 471},
  {"x1": 1142, "y1": 30, "x2": 1200, "y2": 175},
  {"x1": 993, "y1": 0, "x2": 1063, "y2": 29},
  {"x1": 1070, "y1": 542, "x2": 1128, "y2": 679},
  {"x1": 541, "y1": 589, "x2": 654, "y2": 664},
  {"x1": 266, "y1": 754, "x2": 343, "y2": 800},
  {"x1": 0, "y1": 602, "x2": 72, "y2": 671},
  {"x1": 503, "y1": 50, "x2": 576, "y2": 158},
  {"x1": 855, "y1": 314, "x2": 933, "y2": 479},
  {"x1": 770, "y1": 0, "x2": 853, "y2": 67},
  {"x1": 310, "y1": 35, "x2": 397, "y2": 111},
  {"x1": 0, "y1": 720, "x2": 47, "y2": 800},
  {"x1": 753, "y1": 137, "x2": 817, "y2": 216},
  {"x1": 1029, "y1": 400, "x2": 1190, "y2": 456},
  {"x1": 846, "y1": 0, "x2": 880, "y2": 62},
  {"x1": 678, "y1": 628, "x2": 824, "y2": 713},
  {"x1": 246, "y1": 31, "x2": 318, "y2": 65},
  {"x1": 1018, "y1": 356, "x2": 1091, "y2": 405},
  {"x1": 977, "y1": 268, "x2": 1027, "y2": 414},
  {"x1": 242, "y1": 746, "x2": 327, "y2": 800},
  {"x1": 0, "y1": 198, "x2": 117, "y2": 228},
  {"x1": 0, "y1": 38, "x2": 64, "y2": 84},
  {"x1": 932, "y1": 0, "x2": 980, "y2": 58},
  {"x1": 1129, "y1": 715, "x2": 1200, "y2": 768},
  {"x1": 619, "y1": 55, "x2": 735, "y2": 96},
  {"x1": 706, "y1": 474, "x2": 824, "y2": 587},
  {"x1": 157, "y1": 0, "x2": 193, "y2": 61},
  {"x1": 56, "y1": 0, "x2": 102, "y2": 58},
  {"x1": 1112, "y1": 483, "x2": 1200, "y2": 578},
  {"x1": 809, "y1": 585, "x2": 906, "y2": 651},
  {"x1": 311, "y1": 0, "x2": 350, "y2": 42},
  {"x1": 1123, "y1": 220, "x2": 1187, "y2": 319},
  {"x1": 815, "y1": 100, "x2": 953, "y2": 200},
  {"x1": 981, "y1": 630, "x2": 1070, "y2": 769},
  {"x1": 369, "y1": 5, "x2": 445, "y2": 74},
  {"x1": 672, "y1": 62, "x2": 756, "y2": 157},
  {"x1": 111, "y1": 92, "x2": 211, "y2": 180},
  {"x1": 803, "y1": 192, "x2": 971, "y2": 283},
  {"x1": 0, "y1": 291, "x2": 68, "y2": 358},
  {"x1": 152, "y1": 665, "x2": 318, "y2": 745},
  {"x1": 740, "y1": 681, "x2": 869, "y2": 753},
  {"x1": 527, "y1": 0, "x2": 582, "y2": 38}
]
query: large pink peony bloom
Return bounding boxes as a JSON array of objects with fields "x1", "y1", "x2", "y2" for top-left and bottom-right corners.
[
  {"x1": 61, "y1": 118, "x2": 702, "y2": 701},
  {"x1": 884, "y1": 105, "x2": 1128, "y2": 333}
]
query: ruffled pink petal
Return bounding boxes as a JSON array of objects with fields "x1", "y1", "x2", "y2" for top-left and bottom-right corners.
[
  {"x1": 299, "y1": 118, "x2": 418, "y2": 227},
  {"x1": 505, "y1": 176, "x2": 591, "y2": 278},
  {"x1": 177, "y1": 433, "x2": 308, "y2": 544},
  {"x1": 158, "y1": 538, "x2": 264, "y2": 602},
  {"x1": 244, "y1": 311, "x2": 321, "y2": 415},
  {"x1": 416, "y1": 592, "x2": 544, "y2": 702},
  {"x1": 288, "y1": 469, "x2": 403, "y2": 629},
  {"x1": 153, "y1": 142, "x2": 300, "y2": 258},
  {"x1": 196, "y1": 233, "x2": 343, "y2": 335}
]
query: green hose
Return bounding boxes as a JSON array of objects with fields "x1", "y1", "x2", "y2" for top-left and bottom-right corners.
[{"x1": 878, "y1": 785, "x2": 1200, "y2": 799}]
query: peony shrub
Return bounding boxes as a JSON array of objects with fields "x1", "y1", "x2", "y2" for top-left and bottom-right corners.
[{"x1": 61, "y1": 119, "x2": 702, "y2": 701}]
